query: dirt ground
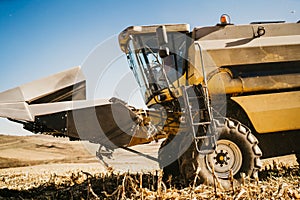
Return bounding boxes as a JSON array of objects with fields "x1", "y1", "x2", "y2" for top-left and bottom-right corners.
[
  {"x1": 0, "y1": 134, "x2": 161, "y2": 188},
  {"x1": 0, "y1": 134, "x2": 161, "y2": 167}
]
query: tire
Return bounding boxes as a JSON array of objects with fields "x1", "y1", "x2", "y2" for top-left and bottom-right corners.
[
  {"x1": 179, "y1": 118, "x2": 262, "y2": 188},
  {"x1": 158, "y1": 135, "x2": 180, "y2": 180}
]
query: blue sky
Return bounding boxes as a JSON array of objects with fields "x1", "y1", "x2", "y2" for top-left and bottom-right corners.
[{"x1": 0, "y1": 0, "x2": 299, "y2": 135}]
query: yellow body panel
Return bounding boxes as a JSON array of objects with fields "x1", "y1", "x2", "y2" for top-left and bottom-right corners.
[
  {"x1": 232, "y1": 91, "x2": 300, "y2": 133},
  {"x1": 118, "y1": 22, "x2": 300, "y2": 139}
]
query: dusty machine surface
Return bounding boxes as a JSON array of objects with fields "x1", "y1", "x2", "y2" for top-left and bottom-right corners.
[{"x1": 0, "y1": 15, "x2": 299, "y2": 187}]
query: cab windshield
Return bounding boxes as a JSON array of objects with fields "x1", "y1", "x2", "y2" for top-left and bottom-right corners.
[{"x1": 127, "y1": 32, "x2": 187, "y2": 102}]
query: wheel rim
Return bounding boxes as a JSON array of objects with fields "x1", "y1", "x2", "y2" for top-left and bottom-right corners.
[{"x1": 205, "y1": 139, "x2": 243, "y2": 178}]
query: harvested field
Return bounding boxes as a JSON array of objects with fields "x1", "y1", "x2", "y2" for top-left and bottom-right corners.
[
  {"x1": 1, "y1": 165, "x2": 300, "y2": 199},
  {"x1": 0, "y1": 135, "x2": 299, "y2": 199}
]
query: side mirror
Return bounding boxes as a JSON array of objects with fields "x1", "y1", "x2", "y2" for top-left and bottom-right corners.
[
  {"x1": 156, "y1": 25, "x2": 168, "y2": 46},
  {"x1": 156, "y1": 25, "x2": 169, "y2": 58}
]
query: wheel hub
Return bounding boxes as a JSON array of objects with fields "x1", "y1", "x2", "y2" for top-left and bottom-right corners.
[
  {"x1": 205, "y1": 139, "x2": 243, "y2": 178},
  {"x1": 214, "y1": 150, "x2": 230, "y2": 167}
]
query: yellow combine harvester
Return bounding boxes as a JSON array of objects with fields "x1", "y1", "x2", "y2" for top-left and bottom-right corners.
[{"x1": 0, "y1": 15, "x2": 299, "y2": 186}]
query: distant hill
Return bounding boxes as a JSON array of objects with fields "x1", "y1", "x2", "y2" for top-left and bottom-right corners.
[
  {"x1": 0, "y1": 134, "x2": 98, "y2": 169},
  {"x1": 0, "y1": 134, "x2": 160, "y2": 172}
]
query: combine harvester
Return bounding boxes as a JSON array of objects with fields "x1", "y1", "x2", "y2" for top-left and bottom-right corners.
[{"x1": 0, "y1": 15, "x2": 299, "y2": 187}]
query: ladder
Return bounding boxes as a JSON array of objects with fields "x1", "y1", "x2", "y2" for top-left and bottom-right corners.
[{"x1": 181, "y1": 85, "x2": 217, "y2": 154}]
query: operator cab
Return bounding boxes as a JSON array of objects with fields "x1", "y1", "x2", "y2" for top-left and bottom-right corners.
[{"x1": 118, "y1": 24, "x2": 190, "y2": 104}]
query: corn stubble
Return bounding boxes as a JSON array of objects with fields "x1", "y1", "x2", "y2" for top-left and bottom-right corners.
[{"x1": 0, "y1": 162, "x2": 299, "y2": 200}]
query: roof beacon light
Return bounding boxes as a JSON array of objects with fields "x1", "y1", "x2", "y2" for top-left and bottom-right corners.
[{"x1": 220, "y1": 14, "x2": 231, "y2": 25}]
